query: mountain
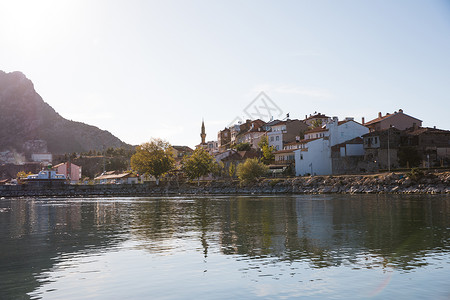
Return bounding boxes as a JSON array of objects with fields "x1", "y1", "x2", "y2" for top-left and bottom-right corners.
[{"x1": 0, "y1": 70, "x2": 130, "y2": 155}]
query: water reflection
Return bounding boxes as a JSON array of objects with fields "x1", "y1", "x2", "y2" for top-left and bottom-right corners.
[{"x1": 0, "y1": 195, "x2": 449, "y2": 299}]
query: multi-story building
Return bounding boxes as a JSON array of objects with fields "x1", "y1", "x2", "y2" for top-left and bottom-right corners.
[
  {"x1": 363, "y1": 109, "x2": 422, "y2": 132},
  {"x1": 267, "y1": 119, "x2": 309, "y2": 151},
  {"x1": 52, "y1": 162, "x2": 82, "y2": 183},
  {"x1": 303, "y1": 113, "x2": 331, "y2": 127},
  {"x1": 295, "y1": 117, "x2": 369, "y2": 176},
  {"x1": 217, "y1": 128, "x2": 231, "y2": 152}
]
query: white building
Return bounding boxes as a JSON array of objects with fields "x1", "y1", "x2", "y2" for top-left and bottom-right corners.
[
  {"x1": 267, "y1": 122, "x2": 286, "y2": 151},
  {"x1": 294, "y1": 117, "x2": 369, "y2": 176},
  {"x1": 31, "y1": 153, "x2": 53, "y2": 165}
]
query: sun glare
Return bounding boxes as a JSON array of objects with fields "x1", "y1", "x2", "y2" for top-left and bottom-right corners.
[{"x1": 0, "y1": 0, "x2": 77, "y2": 50}]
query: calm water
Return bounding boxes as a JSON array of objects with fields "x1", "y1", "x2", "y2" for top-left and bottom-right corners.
[{"x1": 0, "y1": 195, "x2": 449, "y2": 300}]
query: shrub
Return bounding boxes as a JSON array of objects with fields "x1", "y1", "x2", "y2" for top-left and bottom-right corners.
[
  {"x1": 406, "y1": 168, "x2": 424, "y2": 182},
  {"x1": 236, "y1": 158, "x2": 268, "y2": 183}
]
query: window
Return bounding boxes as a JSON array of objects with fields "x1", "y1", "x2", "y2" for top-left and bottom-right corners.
[
  {"x1": 374, "y1": 137, "x2": 378, "y2": 144},
  {"x1": 276, "y1": 136, "x2": 279, "y2": 141},
  {"x1": 300, "y1": 154, "x2": 303, "y2": 160},
  {"x1": 270, "y1": 136, "x2": 274, "y2": 142}
]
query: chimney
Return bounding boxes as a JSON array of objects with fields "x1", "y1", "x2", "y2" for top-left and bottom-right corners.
[
  {"x1": 305, "y1": 115, "x2": 307, "y2": 119},
  {"x1": 362, "y1": 117, "x2": 365, "y2": 124},
  {"x1": 399, "y1": 109, "x2": 403, "y2": 113},
  {"x1": 378, "y1": 112, "x2": 382, "y2": 118}
]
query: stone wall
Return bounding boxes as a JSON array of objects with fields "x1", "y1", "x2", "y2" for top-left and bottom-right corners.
[{"x1": 1, "y1": 171, "x2": 449, "y2": 198}]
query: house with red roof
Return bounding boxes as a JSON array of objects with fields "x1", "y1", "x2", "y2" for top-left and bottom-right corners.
[
  {"x1": 363, "y1": 109, "x2": 422, "y2": 132},
  {"x1": 294, "y1": 117, "x2": 369, "y2": 175}
]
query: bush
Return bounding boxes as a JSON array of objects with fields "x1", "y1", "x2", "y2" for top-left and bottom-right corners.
[
  {"x1": 236, "y1": 158, "x2": 268, "y2": 183},
  {"x1": 406, "y1": 168, "x2": 424, "y2": 182}
]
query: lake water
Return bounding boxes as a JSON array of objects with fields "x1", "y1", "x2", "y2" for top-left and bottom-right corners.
[{"x1": 0, "y1": 195, "x2": 449, "y2": 299}]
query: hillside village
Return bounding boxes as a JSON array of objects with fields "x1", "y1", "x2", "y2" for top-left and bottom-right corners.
[
  {"x1": 197, "y1": 109, "x2": 450, "y2": 177},
  {"x1": 2, "y1": 107, "x2": 449, "y2": 185}
]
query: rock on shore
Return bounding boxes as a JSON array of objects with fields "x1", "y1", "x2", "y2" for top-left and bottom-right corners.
[{"x1": 1, "y1": 171, "x2": 449, "y2": 198}]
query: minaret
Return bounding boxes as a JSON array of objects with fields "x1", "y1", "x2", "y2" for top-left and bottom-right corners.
[{"x1": 200, "y1": 119, "x2": 206, "y2": 145}]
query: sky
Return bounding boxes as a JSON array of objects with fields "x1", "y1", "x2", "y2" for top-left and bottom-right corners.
[{"x1": 1, "y1": 0, "x2": 449, "y2": 148}]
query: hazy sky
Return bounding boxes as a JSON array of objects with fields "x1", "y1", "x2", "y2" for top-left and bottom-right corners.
[{"x1": 1, "y1": 0, "x2": 449, "y2": 148}]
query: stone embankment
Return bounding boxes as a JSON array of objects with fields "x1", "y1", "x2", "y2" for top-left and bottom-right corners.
[{"x1": 0, "y1": 171, "x2": 449, "y2": 198}]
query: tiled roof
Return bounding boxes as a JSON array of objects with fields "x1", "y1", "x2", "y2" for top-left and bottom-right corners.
[
  {"x1": 362, "y1": 127, "x2": 401, "y2": 137},
  {"x1": 172, "y1": 146, "x2": 194, "y2": 152},
  {"x1": 363, "y1": 114, "x2": 392, "y2": 126},
  {"x1": 305, "y1": 127, "x2": 328, "y2": 134},
  {"x1": 406, "y1": 127, "x2": 450, "y2": 136},
  {"x1": 331, "y1": 137, "x2": 364, "y2": 151},
  {"x1": 364, "y1": 111, "x2": 422, "y2": 126},
  {"x1": 273, "y1": 149, "x2": 296, "y2": 154},
  {"x1": 52, "y1": 162, "x2": 80, "y2": 168},
  {"x1": 304, "y1": 113, "x2": 329, "y2": 120},
  {"x1": 284, "y1": 137, "x2": 321, "y2": 146}
]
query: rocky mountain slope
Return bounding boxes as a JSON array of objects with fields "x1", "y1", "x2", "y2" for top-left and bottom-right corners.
[{"x1": 0, "y1": 70, "x2": 129, "y2": 154}]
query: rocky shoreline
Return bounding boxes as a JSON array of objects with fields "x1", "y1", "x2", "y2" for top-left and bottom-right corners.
[{"x1": 1, "y1": 171, "x2": 449, "y2": 198}]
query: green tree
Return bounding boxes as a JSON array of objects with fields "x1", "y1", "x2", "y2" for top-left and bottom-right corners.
[
  {"x1": 235, "y1": 142, "x2": 252, "y2": 151},
  {"x1": 130, "y1": 138, "x2": 175, "y2": 185},
  {"x1": 310, "y1": 119, "x2": 323, "y2": 129},
  {"x1": 228, "y1": 163, "x2": 236, "y2": 178},
  {"x1": 182, "y1": 147, "x2": 215, "y2": 185},
  {"x1": 258, "y1": 135, "x2": 269, "y2": 149},
  {"x1": 17, "y1": 171, "x2": 33, "y2": 179},
  {"x1": 258, "y1": 136, "x2": 275, "y2": 164},
  {"x1": 211, "y1": 161, "x2": 225, "y2": 178},
  {"x1": 236, "y1": 158, "x2": 268, "y2": 183}
]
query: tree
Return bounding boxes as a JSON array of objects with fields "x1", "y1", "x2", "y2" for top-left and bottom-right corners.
[
  {"x1": 235, "y1": 142, "x2": 252, "y2": 151},
  {"x1": 211, "y1": 161, "x2": 225, "y2": 178},
  {"x1": 17, "y1": 171, "x2": 33, "y2": 179},
  {"x1": 258, "y1": 135, "x2": 269, "y2": 149},
  {"x1": 228, "y1": 163, "x2": 236, "y2": 178},
  {"x1": 236, "y1": 158, "x2": 268, "y2": 183},
  {"x1": 182, "y1": 147, "x2": 215, "y2": 185},
  {"x1": 130, "y1": 138, "x2": 175, "y2": 185},
  {"x1": 258, "y1": 136, "x2": 274, "y2": 164},
  {"x1": 310, "y1": 119, "x2": 323, "y2": 129}
]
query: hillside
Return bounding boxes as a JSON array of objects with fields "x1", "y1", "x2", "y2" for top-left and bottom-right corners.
[{"x1": 0, "y1": 70, "x2": 130, "y2": 154}]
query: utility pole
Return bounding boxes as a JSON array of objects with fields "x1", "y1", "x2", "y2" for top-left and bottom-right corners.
[{"x1": 387, "y1": 127, "x2": 390, "y2": 172}]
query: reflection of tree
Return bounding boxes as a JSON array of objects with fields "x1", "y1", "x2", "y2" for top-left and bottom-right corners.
[
  {"x1": 218, "y1": 195, "x2": 450, "y2": 271},
  {"x1": 354, "y1": 195, "x2": 450, "y2": 270},
  {"x1": 2, "y1": 195, "x2": 449, "y2": 299},
  {"x1": 0, "y1": 199, "x2": 128, "y2": 300}
]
